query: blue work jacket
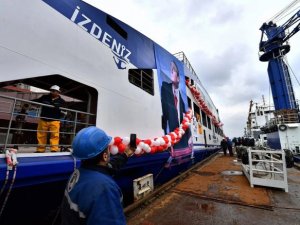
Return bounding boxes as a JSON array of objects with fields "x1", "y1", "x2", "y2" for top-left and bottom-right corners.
[{"x1": 61, "y1": 154, "x2": 128, "y2": 225}]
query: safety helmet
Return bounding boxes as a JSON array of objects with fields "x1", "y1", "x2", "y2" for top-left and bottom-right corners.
[
  {"x1": 72, "y1": 126, "x2": 112, "y2": 160},
  {"x1": 50, "y1": 85, "x2": 61, "y2": 92}
]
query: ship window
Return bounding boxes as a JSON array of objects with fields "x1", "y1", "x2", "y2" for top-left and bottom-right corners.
[
  {"x1": 128, "y1": 69, "x2": 154, "y2": 95},
  {"x1": 201, "y1": 110, "x2": 207, "y2": 127},
  {"x1": 187, "y1": 96, "x2": 192, "y2": 108},
  {"x1": 106, "y1": 16, "x2": 128, "y2": 39},
  {"x1": 207, "y1": 116, "x2": 211, "y2": 130},
  {"x1": 193, "y1": 103, "x2": 201, "y2": 123}
]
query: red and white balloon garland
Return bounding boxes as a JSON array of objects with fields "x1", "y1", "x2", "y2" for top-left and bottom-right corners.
[
  {"x1": 108, "y1": 110, "x2": 193, "y2": 155},
  {"x1": 185, "y1": 79, "x2": 223, "y2": 127}
]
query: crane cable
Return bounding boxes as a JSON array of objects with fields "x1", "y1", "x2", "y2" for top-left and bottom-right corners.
[
  {"x1": 274, "y1": 6, "x2": 300, "y2": 24},
  {"x1": 285, "y1": 58, "x2": 300, "y2": 86},
  {"x1": 267, "y1": 0, "x2": 300, "y2": 23}
]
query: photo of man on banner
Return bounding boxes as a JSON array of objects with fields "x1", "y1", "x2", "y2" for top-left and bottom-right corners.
[{"x1": 155, "y1": 45, "x2": 192, "y2": 158}]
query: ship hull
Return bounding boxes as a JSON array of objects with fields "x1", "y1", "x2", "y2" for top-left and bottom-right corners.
[{"x1": 0, "y1": 148, "x2": 219, "y2": 225}]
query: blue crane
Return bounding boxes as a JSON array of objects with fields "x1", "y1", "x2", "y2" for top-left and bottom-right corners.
[{"x1": 259, "y1": 9, "x2": 300, "y2": 110}]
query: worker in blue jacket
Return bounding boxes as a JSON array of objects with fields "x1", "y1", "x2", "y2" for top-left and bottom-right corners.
[
  {"x1": 226, "y1": 137, "x2": 233, "y2": 156},
  {"x1": 60, "y1": 126, "x2": 134, "y2": 225}
]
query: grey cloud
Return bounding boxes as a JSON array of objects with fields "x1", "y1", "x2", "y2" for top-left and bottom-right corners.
[
  {"x1": 190, "y1": 43, "x2": 250, "y2": 87},
  {"x1": 211, "y1": 4, "x2": 243, "y2": 25}
]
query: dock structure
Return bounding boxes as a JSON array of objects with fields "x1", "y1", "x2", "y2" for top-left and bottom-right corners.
[{"x1": 125, "y1": 153, "x2": 300, "y2": 225}]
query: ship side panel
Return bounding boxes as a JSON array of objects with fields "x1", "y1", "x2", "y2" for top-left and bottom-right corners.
[
  {"x1": 0, "y1": 0, "x2": 163, "y2": 138},
  {"x1": 267, "y1": 131, "x2": 281, "y2": 149}
]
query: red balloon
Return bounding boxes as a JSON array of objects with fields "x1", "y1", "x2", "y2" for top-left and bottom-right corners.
[
  {"x1": 183, "y1": 124, "x2": 189, "y2": 130},
  {"x1": 150, "y1": 146, "x2": 157, "y2": 154},
  {"x1": 114, "y1": 137, "x2": 122, "y2": 145},
  {"x1": 118, "y1": 143, "x2": 126, "y2": 153},
  {"x1": 162, "y1": 144, "x2": 168, "y2": 149},
  {"x1": 163, "y1": 136, "x2": 169, "y2": 143},
  {"x1": 144, "y1": 139, "x2": 152, "y2": 145},
  {"x1": 157, "y1": 146, "x2": 164, "y2": 151},
  {"x1": 170, "y1": 133, "x2": 176, "y2": 140}
]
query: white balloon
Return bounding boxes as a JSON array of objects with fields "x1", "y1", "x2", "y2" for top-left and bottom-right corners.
[
  {"x1": 122, "y1": 137, "x2": 130, "y2": 145},
  {"x1": 138, "y1": 142, "x2": 145, "y2": 149},
  {"x1": 135, "y1": 146, "x2": 142, "y2": 155},
  {"x1": 158, "y1": 137, "x2": 165, "y2": 145},
  {"x1": 166, "y1": 135, "x2": 171, "y2": 142},
  {"x1": 153, "y1": 140, "x2": 160, "y2": 146},
  {"x1": 144, "y1": 144, "x2": 151, "y2": 153},
  {"x1": 110, "y1": 145, "x2": 118, "y2": 155},
  {"x1": 171, "y1": 132, "x2": 177, "y2": 139}
]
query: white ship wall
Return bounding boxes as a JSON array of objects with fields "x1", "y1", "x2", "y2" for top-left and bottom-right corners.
[
  {"x1": 278, "y1": 124, "x2": 300, "y2": 152},
  {"x1": 0, "y1": 0, "x2": 163, "y2": 138}
]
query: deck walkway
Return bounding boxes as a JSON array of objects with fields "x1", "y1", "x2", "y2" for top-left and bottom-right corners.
[{"x1": 126, "y1": 153, "x2": 300, "y2": 225}]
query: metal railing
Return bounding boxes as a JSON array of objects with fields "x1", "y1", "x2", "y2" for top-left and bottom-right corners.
[
  {"x1": 242, "y1": 148, "x2": 288, "y2": 192},
  {"x1": 274, "y1": 108, "x2": 299, "y2": 123},
  {"x1": 0, "y1": 94, "x2": 96, "y2": 153}
]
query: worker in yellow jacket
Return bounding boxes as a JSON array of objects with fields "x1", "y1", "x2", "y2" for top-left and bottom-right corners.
[{"x1": 33, "y1": 85, "x2": 65, "y2": 152}]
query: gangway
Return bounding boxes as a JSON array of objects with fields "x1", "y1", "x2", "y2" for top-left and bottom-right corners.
[{"x1": 242, "y1": 148, "x2": 288, "y2": 192}]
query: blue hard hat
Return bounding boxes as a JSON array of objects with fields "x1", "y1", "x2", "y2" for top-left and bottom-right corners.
[{"x1": 72, "y1": 126, "x2": 112, "y2": 160}]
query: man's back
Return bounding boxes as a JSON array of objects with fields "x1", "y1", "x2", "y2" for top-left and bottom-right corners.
[
  {"x1": 221, "y1": 140, "x2": 228, "y2": 148},
  {"x1": 61, "y1": 167, "x2": 126, "y2": 225}
]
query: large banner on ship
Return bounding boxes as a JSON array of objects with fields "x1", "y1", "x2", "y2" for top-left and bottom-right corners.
[{"x1": 154, "y1": 44, "x2": 192, "y2": 158}]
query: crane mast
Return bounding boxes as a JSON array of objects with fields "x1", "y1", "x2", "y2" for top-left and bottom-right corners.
[
  {"x1": 253, "y1": 1, "x2": 300, "y2": 157},
  {"x1": 259, "y1": 9, "x2": 300, "y2": 111}
]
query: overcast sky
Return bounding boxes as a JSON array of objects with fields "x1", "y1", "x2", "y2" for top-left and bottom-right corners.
[{"x1": 85, "y1": 0, "x2": 300, "y2": 138}]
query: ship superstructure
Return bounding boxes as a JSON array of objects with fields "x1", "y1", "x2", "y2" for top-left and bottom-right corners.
[{"x1": 0, "y1": 1, "x2": 224, "y2": 224}]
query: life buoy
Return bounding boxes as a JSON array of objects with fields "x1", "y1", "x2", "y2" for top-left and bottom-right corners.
[{"x1": 279, "y1": 124, "x2": 287, "y2": 131}]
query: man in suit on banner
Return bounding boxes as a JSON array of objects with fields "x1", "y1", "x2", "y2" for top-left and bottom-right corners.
[{"x1": 161, "y1": 61, "x2": 190, "y2": 150}]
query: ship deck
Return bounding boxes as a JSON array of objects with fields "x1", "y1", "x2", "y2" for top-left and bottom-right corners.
[{"x1": 126, "y1": 152, "x2": 300, "y2": 225}]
